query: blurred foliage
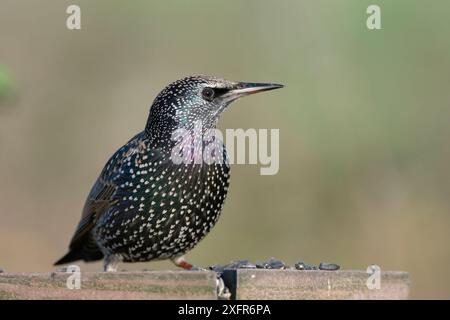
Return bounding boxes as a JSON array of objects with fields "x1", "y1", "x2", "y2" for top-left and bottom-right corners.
[
  {"x1": 0, "y1": 0, "x2": 449, "y2": 298},
  {"x1": 0, "y1": 65, "x2": 13, "y2": 98}
]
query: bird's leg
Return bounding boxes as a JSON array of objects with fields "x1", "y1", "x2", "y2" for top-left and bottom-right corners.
[
  {"x1": 104, "y1": 254, "x2": 120, "y2": 272},
  {"x1": 171, "y1": 255, "x2": 193, "y2": 270},
  {"x1": 171, "y1": 255, "x2": 207, "y2": 271}
]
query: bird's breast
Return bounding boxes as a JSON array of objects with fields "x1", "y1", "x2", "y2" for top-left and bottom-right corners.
[{"x1": 95, "y1": 141, "x2": 231, "y2": 261}]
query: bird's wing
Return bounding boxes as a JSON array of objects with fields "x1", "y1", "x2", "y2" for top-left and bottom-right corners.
[{"x1": 67, "y1": 132, "x2": 149, "y2": 251}]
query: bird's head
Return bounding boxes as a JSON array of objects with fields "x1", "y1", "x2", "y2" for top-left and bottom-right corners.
[{"x1": 145, "y1": 75, "x2": 283, "y2": 146}]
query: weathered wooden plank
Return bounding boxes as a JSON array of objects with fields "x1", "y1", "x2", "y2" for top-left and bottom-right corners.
[
  {"x1": 0, "y1": 269, "x2": 410, "y2": 300},
  {"x1": 222, "y1": 269, "x2": 410, "y2": 300},
  {"x1": 0, "y1": 271, "x2": 218, "y2": 300}
]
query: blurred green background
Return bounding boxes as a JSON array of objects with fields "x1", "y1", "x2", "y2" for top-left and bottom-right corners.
[{"x1": 1, "y1": 0, "x2": 449, "y2": 299}]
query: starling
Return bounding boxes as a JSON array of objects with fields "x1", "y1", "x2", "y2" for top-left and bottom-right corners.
[{"x1": 55, "y1": 75, "x2": 283, "y2": 271}]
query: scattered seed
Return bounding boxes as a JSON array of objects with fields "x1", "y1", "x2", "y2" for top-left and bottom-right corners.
[
  {"x1": 319, "y1": 262, "x2": 340, "y2": 271},
  {"x1": 294, "y1": 261, "x2": 318, "y2": 270}
]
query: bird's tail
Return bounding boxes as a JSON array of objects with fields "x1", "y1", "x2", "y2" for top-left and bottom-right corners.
[
  {"x1": 54, "y1": 250, "x2": 83, "y2": 265},
  {"x1": 54, "y1": 236, "x2": 104, "y2": 265}
]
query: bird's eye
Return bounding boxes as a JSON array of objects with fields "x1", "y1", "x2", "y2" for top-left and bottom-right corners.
[{"x1": 201, "y1": 87, "x2": 215, "y2": 101}]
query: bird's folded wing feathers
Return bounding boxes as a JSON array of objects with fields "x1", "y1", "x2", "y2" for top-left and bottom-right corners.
[{"x1": 67, "y1": 133, "x2": 148, "y2": 250}]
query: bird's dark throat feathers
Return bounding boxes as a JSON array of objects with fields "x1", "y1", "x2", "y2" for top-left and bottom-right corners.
[{"x1": 144, "y1": 110, "x2": 220, "y2": 154}]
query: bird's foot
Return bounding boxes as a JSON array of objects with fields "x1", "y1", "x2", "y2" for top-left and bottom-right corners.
[{"x1": 189, "y1": 266, "x2": 208, "y2": 271}]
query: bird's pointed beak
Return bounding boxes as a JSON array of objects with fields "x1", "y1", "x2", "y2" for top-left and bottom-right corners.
[
  {"x1": 233, "y1": 82, "x2": 284, "y2": 95},
  {"x1": 222, "y1": 82, "x2": 284, "y2": 103}
]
